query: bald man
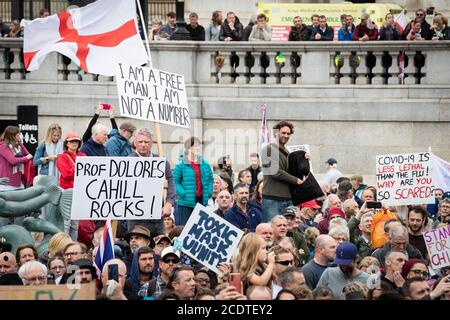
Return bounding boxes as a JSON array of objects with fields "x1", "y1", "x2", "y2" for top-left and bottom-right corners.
[
  {"x1": 101, "y1": 259, "x2": 127, "y2": 300},
  {"x1": 301, "y1": 235, "x2": 337, "y2": 290},
  {"x1": 0, "y1": 252, "x2": 17, "y2": 276},
  {"x1": 255, "y1": 223, "x2": 274, "y2": 247}
]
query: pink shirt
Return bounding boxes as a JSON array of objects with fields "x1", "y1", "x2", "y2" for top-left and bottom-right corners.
[{"x1": 0, "y1": 142, "x2": 30, "y2": 188}]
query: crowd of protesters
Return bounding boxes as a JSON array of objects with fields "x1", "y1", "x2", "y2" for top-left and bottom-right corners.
[
  {"x1": 1, "y1": 105, "x2": 450, "y2": 301},
  {"x1": 147, "y1": 8, "x2": 449, "y2": 42}
]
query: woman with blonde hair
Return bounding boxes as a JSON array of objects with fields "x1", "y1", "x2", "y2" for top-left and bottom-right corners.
[
  {"x1": 48, "y1": 232, "x2": 73, "y2": 258},
  {"x1": 234, "y1": 233, "x2": 275, "y2": 292},
  {"x1": 34, "y1": 123, "x2": 63, "y2": 178}
]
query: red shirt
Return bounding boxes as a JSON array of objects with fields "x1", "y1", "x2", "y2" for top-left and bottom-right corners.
[
  {"x1": 56, "y1": 150, "x2": 86, "y2": 189},
  {"x1": 190, "y1": 160, "x2": 203, "y2": 198}
]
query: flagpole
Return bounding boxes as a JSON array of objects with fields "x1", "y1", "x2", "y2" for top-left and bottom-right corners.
[
  {"x1": 136, "y1": 0, "x2": 153, "y2": 69},
  {"x1": 135, "y1": 0, "x2": 164, "y2": 157}
]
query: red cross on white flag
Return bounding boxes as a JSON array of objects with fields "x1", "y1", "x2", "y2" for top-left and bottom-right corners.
[{"x1": 23, "y1": 0, "x2": 148, "y2": 76}]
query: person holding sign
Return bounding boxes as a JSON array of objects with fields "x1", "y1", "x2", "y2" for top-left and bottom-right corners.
[
  {"x1": 127, "y1": 128, "x2": 176, "y2": 235},
  {"x1": 56, "y1": 132, "x2": 86, "y2": 239},
  {"x1": 173, "y1": 137, "x2": 214, "y2": 226}
]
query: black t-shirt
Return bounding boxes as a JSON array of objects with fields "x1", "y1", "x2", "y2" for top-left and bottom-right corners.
[
  {"x1": 186, "y1": 24, "x2": 205, "y2": 41},
  {"x1": 302, "y1": 259, "x2": 328, "y2": 290}
]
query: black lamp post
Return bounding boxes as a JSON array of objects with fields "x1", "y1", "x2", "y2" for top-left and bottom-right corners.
[{"x1": 171, "y1": 0, "x2": 190, "y2": 40}]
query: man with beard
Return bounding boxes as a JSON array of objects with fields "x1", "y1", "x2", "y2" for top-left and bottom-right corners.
[
  {"x1": 262, "y1": 121, "x2": 305, "y2": 222},
  {"x1": 124, "y1": 226, "x2": 154, "y2": 275},
  {"x1": 214, "y1": 190, "x2": 233, "y2": 218},
  {"x1": 282, "y1": 207, "x2": 310, "y2": 265},
  {"x1": 72, "y1": 259, "x2": 96, "y2": 284},
  {"x1": 316, "y1": 242, "x2": 370, "y2": 299},
  {"x1": 124, "y1": 246, "x2": 155, "y2": 300},
  {"x1": 146, "y1": 246, "x2": 180, "y2": 299},
  {"x1": 407, "y1": 206, "x2": 428, "y2": 259},
  {"x1": 255, "y1": 223, "x2": 274, "y2": 247},
  {"x1": 302, "y1": 235, "x2": 337, "y2": 289},
  {"x1": 224, "y1": 183, "x2": 262, "y2": 232}
]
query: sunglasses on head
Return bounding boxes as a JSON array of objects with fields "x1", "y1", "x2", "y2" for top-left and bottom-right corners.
[{"x1": 276, "y1": 260, "x2": 294, "y2": 266}]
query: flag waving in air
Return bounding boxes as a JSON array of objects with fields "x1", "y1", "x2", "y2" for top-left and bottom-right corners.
[
  {"x1": 23, "y1": 0, "x2": 148, "y2": 76},
  {"x1": 94, "y1": 219, "x2": 115, "y2": 279}
]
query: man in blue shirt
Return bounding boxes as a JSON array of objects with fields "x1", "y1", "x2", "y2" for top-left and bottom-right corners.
[{"x1": 224, "y1": 183, "x2": 262, "y2": 232}]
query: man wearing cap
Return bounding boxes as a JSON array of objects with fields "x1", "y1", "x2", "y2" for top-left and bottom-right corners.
[
  {"x1": 299, "y1": 200, "x2": 322, "y2": 233},
  {"x1": 261, "y1": 121, "x2": 306, "y2": 222},
  {"x1": 151, "y1": 235, "x2": 172, "y2": 278},
  {"x1": 282, "y1": 207, "x2": 310, "y2": 265},
  {"x1": 106, "y1": 122, "x2": 136, "y2": 157},
  {"x1": 322, "y1": 158, "x2": 342, "y2": 187},
  {"x1": 316, "y1": 241, "x2": 370, "y2": 299},
  {"x1": 224, "y1": 183, "x2": 262, "y2": 232},
  {"x1": 70, "y1": 258, "x2": 97, "y2": 284},
  {"x1": 124, "y1": 226, "x2": 154, "y2": 274},
  {"x1": 302, "y1": 235, "x2": 337, "y2": 290},
  {"x1": 146, "y1": 246, "x2": 180, "y2": 299},
  {"x1": 128, "y1": 128, "x2": 177, "y2": 236},
  {"x1": 352, "y1": 14, "x2": 378, "y2": 41}
]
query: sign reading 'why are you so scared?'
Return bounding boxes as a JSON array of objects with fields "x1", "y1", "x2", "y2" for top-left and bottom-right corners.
[
  {"x1": 71, "y1": 157, "x2": 166, "y2": 220},
  {"x1": 376, "y1": 152, "x2": 434, "y2": 206},
  {"x1": 116, "y1": 63, "x2": 190, "y2": 128},
  {"x1": 178, "y1": 204, "x2": 244, "y2": 274}
]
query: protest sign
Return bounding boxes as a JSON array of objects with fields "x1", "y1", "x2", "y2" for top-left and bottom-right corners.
[
  {"x1": 116, "y1": 63, "x2": 190, "y2": 128},
  {"x1": 423, "y1": 224, "x2": 450, "y2": 269},
  {"x1": 0, "y1": 283, "x2": 96, "y2": 300},
  {"x1": 287, "y1": 145, "x2": 313, "y2": 174},
  {"x1": 376, "y1": 152, "x2": 434, "y2": 206},
  {"x1": 71, "y1": 157, "x2": 166, "y2": 220},
  {"x1": 178, "y1": 204, "x2": 244, "y2": 274}
]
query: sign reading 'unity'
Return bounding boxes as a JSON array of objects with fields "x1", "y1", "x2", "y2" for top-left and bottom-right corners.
[
  {"x1": 116, "y1": 63, "x2": 190, "y2": 129},
  {"x1": 71, "y1": 157, "x2": 166, "y2": 220}
]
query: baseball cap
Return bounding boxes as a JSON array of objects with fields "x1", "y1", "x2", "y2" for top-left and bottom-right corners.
[
  {"x1": 300, "y1": 200, "x2": 321, "y2": 209},
  {"x1": 65, "y1": 132, "x2": 82, "y2": 142},
  {"x1": 332, "y1": 242, "x2": 357, "y2": 266},
  {"x1": 360, "y1": 13, "x2": 370, "y2": 20},
  {"x1": 325, "y1": 158, "x2": 337, "y2": 166},
  {"x1": 281, "y1": 206, "x2": 297, "y2": 218},
  {"x1": 161, "y1": 246, "x2": 180, "y2": 260},
  {"x1": 443, "y1": 192, "x2": 450, "y2": 199},
  {"x1": 155, "y1": 235, "x2": 172, "y2": 246}
]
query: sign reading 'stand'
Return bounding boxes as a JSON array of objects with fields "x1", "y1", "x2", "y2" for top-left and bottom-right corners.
[
  {"x1": 178, "y1": 204, "x2": 244, "y2": 274},
  {"x1": 71, "y1": 157, "x2": 166, "y2": 220},
  {"x1": 116, "y1": 63, "x2": 190, "y2": 128}
]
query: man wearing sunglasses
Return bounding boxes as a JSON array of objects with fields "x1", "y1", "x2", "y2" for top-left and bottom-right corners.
[
  {"x1": 270, "y1": 246, "x2": 296, "y2": 299},
  {"x1": 146, "y1": 246, "x2": 180, "y2": 299},
  {"x1": 403, "y1": 9, "x2": 431, "y2": 40}
]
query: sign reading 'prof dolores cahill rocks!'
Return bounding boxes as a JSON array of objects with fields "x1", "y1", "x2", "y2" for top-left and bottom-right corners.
[
  {"x1": 116, "y1": 63, "x2": 190, "y2": 129},
  {"x1": 71, "y1": 157, "x2": 166, "y2": 220},
  {"x1": 376, "y1": 152, "x2": 435, "y2": 206}
]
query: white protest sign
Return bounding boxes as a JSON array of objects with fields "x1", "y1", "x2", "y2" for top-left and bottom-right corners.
[
  {"x1": 116, "y1": 63, "x2": 190, "y2": 128},
  {"x1": 71, "y1": 157, "x2": 165, "y2": 220},
  {"x1": 376, "y1": 152, "x2": 434, "y2": 206},
  {"x1": 178, "y1": 204, "x2": 244, "y2": 274},
  {"x1": 423, "y1": 225, "x2": 450, "y2": 269}
]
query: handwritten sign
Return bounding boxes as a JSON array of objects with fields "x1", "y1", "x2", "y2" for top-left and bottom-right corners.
[
  {"x1": 178, "y1": 204, "x2": 244, "y2": 274},
  {"x1": 286, "y1": 145, "x2": 310, "y2": 154},
  {"x1": 376, "y1": 152, "x2": 434, "y2": 206},
  {"x1": 0, "y1": 283, "x2": 96, "y2": 300},
  {"x1": 71, "y1": 157, "x2": 166, "y2": 220},
  {"x1": 424, "y1": 225, "x2": 450, "y2": 269},
  {"x1": 116, "y1": 63, "x2": 190, "y2": 128}
]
